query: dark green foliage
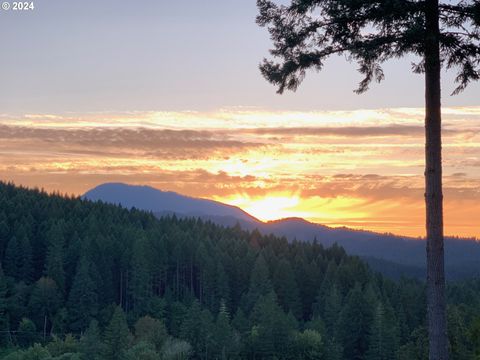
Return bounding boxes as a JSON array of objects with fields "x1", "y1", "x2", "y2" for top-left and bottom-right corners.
[
  {"x1": 447, "y1": 306, "x2": 474, "y2": 360},
  {"x1": 256, "y1": 0, "x2": 480, "y2": 95},
  {"x1": 79, "y1": 320, "x2": 103, "y2": 360},
  {"x1": 128, "y1": 235, "x2": 153, "y2": 317},
  {"x1": 44, "y1": 221, "x2": 66, "y2": 292},
  {"x1": 292, "y1": 329, "x2": 325, "y2": 360},
  {"x1": 16, "y1": 318, "x2": 38, "y2": 348},
  {"x1": 273, "y1": 258, "x2": 302, "y2": 318},
  {"x1": 243, "y1": 253, "x2": 272, "y2": 311},
  {"x1": 249, "y1": 292, "x2": 296, "y2": 357},
  {"x1": 28, "y1": 277, "x2": 62, "y2": 333},
  {"x1": 102, "y1": 306, "x2": 132, "y2": 360},
  {"x1": 366, "y1": 303, "x2": 399, "y2": 360},
  {"x1": 469, "y1": 317, "x2": 480, "y2": 359},
  {"x1": 46, "y1": 334, "x2": 79, "y2": 357},
  {"x1": 397, "y1": 327, "x2": 429, "y2": 360},
  {"x1": 134, "y1": 316, "x2": 168, "y2": 351},
  {"x1": 0, "y1": 265, "x2": 10, "y2": 346},
  {"x1": 0, "y1": 182, "x2": 478, "y2": 359},
  {"x1": 4, "y1": 234, "x2": 33, "y2": 283},
  {"x1": 336, "y1": 283, "x2": 374, "y2": 359},
  {"x1": 179, "y1": 300, "x2": 214, "y2": 357},
  {"x1": 125, "y1": 341, "x2": 160, "y2": 360},
  {"x1": 212, "y1": 301, "x2": 239, "y2": 359},
  {"x1": 67, "y1": 257, "x2": 98, "y2": 332}
]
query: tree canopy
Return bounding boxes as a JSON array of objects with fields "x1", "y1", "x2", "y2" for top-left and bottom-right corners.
[
  {"x1": 257, "y1": 0, "x2": 480, "y2": 95},
  {"x1": 0, "y1": 182, "x2": 478, "y2": 359}
]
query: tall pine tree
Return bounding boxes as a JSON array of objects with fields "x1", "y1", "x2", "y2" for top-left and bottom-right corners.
[{"x1": 103, "y1": 306, "x2": 132, "y2": 360}]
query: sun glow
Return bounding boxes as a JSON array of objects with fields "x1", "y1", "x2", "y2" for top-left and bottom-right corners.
[
  {"x1": 223, "y1": 195, "x2": 304, "y2": 222},
  {"x1": 1, "y1": 107, "x2": 479, "y2": 237}
]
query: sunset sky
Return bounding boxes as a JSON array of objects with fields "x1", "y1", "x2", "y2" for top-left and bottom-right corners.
[{"x1": 0, "y1": 0, "x2": 479, "y2": 238}]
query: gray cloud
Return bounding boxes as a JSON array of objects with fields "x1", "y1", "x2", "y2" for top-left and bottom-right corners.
[
  {"x1": 237, "y1": 124, "x2": 470, "y2": 138},
  {"x1": 0, "y1": 124, "x2": 268, "y2": 160}
]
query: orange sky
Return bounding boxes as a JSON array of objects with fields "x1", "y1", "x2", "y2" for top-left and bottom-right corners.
[{"x1": 0, "y1": 107, "x2": 479, "y2": 238}]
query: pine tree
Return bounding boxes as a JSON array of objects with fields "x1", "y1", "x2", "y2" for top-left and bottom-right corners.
[
  {"x1": 18, "y1": 233, "x2": 33, "y2": 283},
  {"x1": 250, "y1": 291, "x2": 296, "y2": 358},
  {"x1": 447, "y1": 306, "x2": 473, "y2": 360},
  {"x1": 314, "y1": 260, "x2": 337, "y2": 314},
  {"x1": 0, "y1": 211, "x2": 10, "y2": 259},
  {"x1": 166, "y1": 300, "x2": 188, "y2": 338},
  {"x1": 366, "y1": 303, "x2": 398, "y2": 360},
  {"x1": 180, "y1": 300, "x2": 214, "y2": 357},
  {"x1": 4, "y1": 235, "x2": 31, "y2": 282},
  {"x1": 129, "y1": 235, "x2": 153, "y2": 316},
  {"x1": 469, "y1": 317, "x2": 480, "y2": 359},
  {"x1": 0, "y1": 265, "x2": 10, "y2": 346},
  {"x1": 16, "y1": 317, "x2": 38, "y2": 348},
  {"x1": 44, "y1": 222, "x2": 66, "y2": 292},
  {"x1": 103, "y1": 306, "x2": 132, "y2": 360},
  {"x1": 244, "y1": 253, "x2": 272, "y2": 311},
  {"x1": 257, "y1": 2, "x2": 480, "y2": 358},
  {"x1": 336, "y1": 284, "x2": 372, "y2": 360},
  {"x1": 213, "y1": 300, "x2": 238, "y2": 359},
  {"x1": 232, "y1": 307, "x2": 250, "y2": 340},
  {"x1": 28, "y1": 277, "x2": 62, "y2": 334},
  {"x1": 214, "y1": 262, "x2": 231, "y2": 313},
  {"x1": 67, "y1": 256, "x2": 98, "y2": 332},
  {"x1": 397, "y1": 326, "x2": 429, "y2": 360},
  {"x1": 80, "y1": 320, "x2": 104, "y2": 360},
  {"x1": 323, "y1": 284, "x2": 342, "y2": 333},
  {"x1": 273, "y1": 258, "x2": 302, "y2": 319}
]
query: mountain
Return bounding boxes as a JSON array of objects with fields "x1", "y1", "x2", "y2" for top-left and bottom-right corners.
[
  {"x1": 84, "y1": 182, "x2": 480, "y2": 280},
  {"x1": 84, "y1": 182, "x2": 258, "y2": 223},
  {"x1": 248, "y1": 218, "x2": 479, "y2": 280}
]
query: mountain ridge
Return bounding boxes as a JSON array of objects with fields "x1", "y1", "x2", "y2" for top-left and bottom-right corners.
[
  {"x1": 84, "y1": 182, "x2": 259, "y2": 223},
  {"x1": 83, "y1": 182, "x2": 480, "y2": 279}
]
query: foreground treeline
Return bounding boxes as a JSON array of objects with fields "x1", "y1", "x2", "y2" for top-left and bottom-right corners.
[{"x1": 0, "y1": 182, "x2": 479, "y2": 360}]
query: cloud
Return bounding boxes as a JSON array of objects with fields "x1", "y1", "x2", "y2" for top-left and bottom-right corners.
[
  {"x1": 0, "y1": 124, "x2": 268, "y2": 160},
  {"x1": 0, "y1": 107, "x2": 478, "y2": 237},
  {"x1": 240, "y1": 124, "x2": 429, "y2": 137}
]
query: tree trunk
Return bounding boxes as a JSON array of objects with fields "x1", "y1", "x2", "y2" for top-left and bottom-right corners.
[{"x1": 424, "y1": 0, "x2": 448, "y2": 359}]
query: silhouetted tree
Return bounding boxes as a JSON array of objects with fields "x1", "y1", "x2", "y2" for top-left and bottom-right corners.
[{"x1": 257, "y1": 1, "x2": 480, "y2": 358}]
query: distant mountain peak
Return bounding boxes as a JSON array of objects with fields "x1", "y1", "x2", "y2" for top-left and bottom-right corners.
[{"x1": 83, "y1": 182, "x2": 258, "y2": 222}]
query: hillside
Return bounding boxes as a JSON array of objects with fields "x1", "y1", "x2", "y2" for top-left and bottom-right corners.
[
  {"x1": 0, "y1": 181, "x2": 479, "y2": 359},
  {"x1": 84, "y1": 183, "x2": 258, "y2": 223},
  {"x1": 84, "y1": 182, "x2": 480, "y2": 280}
]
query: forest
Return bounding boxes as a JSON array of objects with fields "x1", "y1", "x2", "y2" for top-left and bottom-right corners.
[{"x1": 0, "y1": 181, "x2": 479, "y2": 360}]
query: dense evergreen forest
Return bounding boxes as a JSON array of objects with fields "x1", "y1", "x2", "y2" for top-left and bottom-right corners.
[{"x1": 0, "y1": 182, "x2": 479, "y2": 359}]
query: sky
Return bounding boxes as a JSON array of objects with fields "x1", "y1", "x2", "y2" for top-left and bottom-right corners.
[{"x1": 0, "y1": 0, "x2": 479, "y2": 238}]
